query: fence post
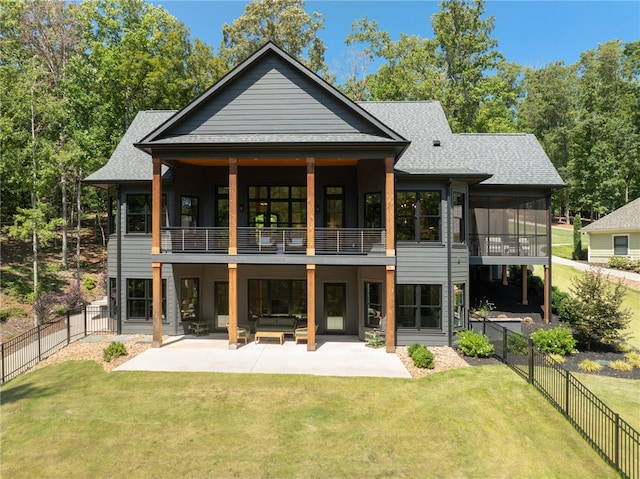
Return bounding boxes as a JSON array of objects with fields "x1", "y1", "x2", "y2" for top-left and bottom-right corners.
[
  {"x1": 502, "y1": 327, "x2": 507, "y2": 361},
  {"x1": 528, "y1": 338, "x2": 534, "y2": 384},
  {"x1": 67, "y1": 311, "x2": 71, "y2": 345},
  {"x1": 37, "y1": 323, "x2": 42, "y2": 362},
  {"x1": 564, "y1": 369, "x2": 570, "y2": 417},
  {"x1": 614, "y1": 413, "x2": 620, "y2": 474},
  {"x1": 84, "y1": 306, "x2": 88, "y2": 337},
  {"x1": 1, "y1": 342, "x2": 5, "y2": 383}
]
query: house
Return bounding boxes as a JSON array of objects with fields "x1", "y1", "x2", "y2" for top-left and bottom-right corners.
[
  {"x1": 582, "y1": 197, "x2": 640, "y2": 263},
  {"x1": 84, "y1": 42, "x2": 564, "y2": 351}
]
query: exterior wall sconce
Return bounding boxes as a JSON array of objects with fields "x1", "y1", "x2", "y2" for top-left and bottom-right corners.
[{"x1": 239, "y1": 204, "x2": 244, "y2": 212}]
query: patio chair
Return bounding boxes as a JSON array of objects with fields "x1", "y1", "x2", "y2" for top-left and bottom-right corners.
[
  {"x1": 227, "y1": 323, "x2": 251, "y2": 344},
  {"x1": 294, "y1": 324, "x2": 318, "y2": 344}
]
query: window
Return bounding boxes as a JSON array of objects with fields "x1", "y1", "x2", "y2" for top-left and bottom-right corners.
[
  {"x1": 325, "y1": 186, "x2": 344, "y2": 228},
  {"x1": 396, "y1": 191, "x2": 441, "y2": 242},
  {"x1": 453, "y1": 283, "x2": 465, "y2": 328},
  {"x1": 453, "y1": 192, "x2": 465, "y2": 243},
  {"x1": 216, "y1": 186, "x2": 229, "y2": 227},
  {"x1": 126, "y1": 194, "x2": 166, "y2": 233},
  {"x1": 126, "y1": 279, "x2": 166, "y2": 321},
  {"x1": 364, "y1": 282, "x2": 382, "y2": 328},
  {"x1": 248, "y1": 279, "x2": 306, "y2": 317},
  {"x1": 365, "y1": 192, "x2": 382, "y2": 228},
  {"x1": 325, "y1": 283, "x2": 346, "y2": 331},
  {"x1": 108, "y1": 278, "x2": 117, "y2": 319},
  {"x1": 180, "y1": 278, "x2": 199, "y2": 320},
  {"x1": 614, "y1": 236, "x2": 628, "y2": 256},
  {"x1": 249, "y1": 186, "x2": 306, "y2": 228},
  {"x1": 181, "y1": 196, "x2": 199, "y2": 227},
  {"x1": 108, "y1": 195, "x2": 117, "y2": 234},
  {"x1": 396, "y1": 284, "x2": 442, "y2": 330},
  {"x1": 214, "y1": 282, "x2": 229, "y2": 329}
]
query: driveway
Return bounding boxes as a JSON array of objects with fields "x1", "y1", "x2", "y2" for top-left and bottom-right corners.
[{"x1": 114, "y1": 335, "x2": 412, "y2": 378}]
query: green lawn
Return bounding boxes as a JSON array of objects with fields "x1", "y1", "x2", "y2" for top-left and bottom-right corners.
[
  {"x1": 551, "y1": 226, "x2": 588, "y2": 259},
  {"x1": 536, "y1": 262, "x2": 640, "y2": 350},
  {"x1": 573, "y1": 373, "x2": 640, "y2": 431},
  {"x1": 1, "y1": 362, "x2": 619, "y2": 478}
]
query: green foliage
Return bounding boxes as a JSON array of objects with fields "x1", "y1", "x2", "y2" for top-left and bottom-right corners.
[
  {"x1": 565, "y1": 268, "x2": 633, "y2": 349},
  {"x1": 102, "y1": 342, "x2": 127, "y2": 362},
  {"x1": 0, "y1": 306, "x2": 28, "y2": 322},
  {"x1": 506, "y1": 332, "x2": 529, "y2": 356},
  {"x1": 607, "y1": 256, "x2": 640, "y2": 274},
  {"x1": 572, "y1": 215, "x2": 583, "y2": 260},
  {"x1": 83, "y1": 277, "x2": 96, "y2": 291},
  {"x1": 551, "y1": 286, "x2": 571, "y2": 321},
  {"x1": 531, "y1": 326, "x2": 577, "y2": 356},
  {"x1": 471, "y1": 298, "x2": 495, "y2": 319},
  {"x1": 408, "y1": 344, "x2": 435, "y2": 369},
  {"x1": 456, "y1": 330, "x2": 495, "y2": 358}
]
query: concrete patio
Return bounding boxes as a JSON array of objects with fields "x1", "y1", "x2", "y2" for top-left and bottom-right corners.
[{"x1": 114, "y1": 335, "x2": 412, "y2": 378}]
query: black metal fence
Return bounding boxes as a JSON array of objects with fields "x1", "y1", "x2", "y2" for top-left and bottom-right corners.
[
  {"x1": 474, "y1": 321, "x2": 640, "y2": 479},
  {"x1": 1, "y1": 305, "x2": 116, "y2": 383}
]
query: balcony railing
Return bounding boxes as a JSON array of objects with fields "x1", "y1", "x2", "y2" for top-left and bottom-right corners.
[
  {"x1": 469, "y1": 234, "x2": 547, "y2": 257},
  {"x1": 161, "y1": 227, "x2": 386, "y2": 256}
]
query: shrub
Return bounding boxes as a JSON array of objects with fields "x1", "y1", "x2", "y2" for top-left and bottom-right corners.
[
  {"x1": 409, "y1": 344, "x2": 435, "y2": 369},
  {"x1": 456, "y1": 330, "x2": 495, "y2": 358},
  {"x1": 103, "y1": 342, "x2": 128, "y2": 362},
  {"x1": 61, "y1": 283, "x2": 87, "y2": 313},
  {"x1": 407, "y1": 343, "x2": 421, "y2": 356},
  {"x1": 83, "y1": 277, "x2": 97, "y2": 291},
  {"x1": 33, "y1": 293, "x2": 58, "y2": 324},
  {"x1": 531, "y1": 326, "x2": 576, "y2": 356},
  {"x1": 624, "y1": 352, "x2": 640, "y2": 368},
  {"x1": 551, "y1": 286, "x2": 569, "y2": 316},
  {"x1": 471, "y1": 299, "x2": 495, "y2": 319},
  {"x1": 578, "y1": 359, "x2": 603, "y2": 372},
  {"x1": 546, "y1": 353, "x2": 565, "y2": 364},
  {"x1": 506, "y1": 332, "x2": 529, "y2": 355},
  {"x1": 565, "y1": 268, "x2": 632, "y2": 349},
  {"x1": 609, "y1": 360, "x2": 633, "y2": 372},
  {"x1": 573, "y1": 215, "x2": 583, "y2": 260},
  {"x1": 607, "y1": 256, "x2": 640, "y2": 274},
  {"x1": 0, "y1": 307, "x2": 27, "y2": 322}
]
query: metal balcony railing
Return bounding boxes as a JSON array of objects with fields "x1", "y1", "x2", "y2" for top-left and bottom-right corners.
[
  {"x1": 160, "y1": 227, "x2": 386, "y2": 256},
  {"x1": 469, "y1": 234, "x2": 547, "y2": 257}
]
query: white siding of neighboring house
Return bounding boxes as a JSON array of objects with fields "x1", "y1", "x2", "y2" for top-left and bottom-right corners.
[{"x1": 587, "y1": 231, "x2": 640, "y2": 263}]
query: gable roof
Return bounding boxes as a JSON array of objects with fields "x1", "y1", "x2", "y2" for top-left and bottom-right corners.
[
  {"x1": 84, "y1": 111, "x2": 174, "y2": 187},
  {"x1": 582, "y1": 197, "x2": 640, "y2": 232},
  {"x1": 135, "y1": 42, "x2": 408, "y2": 156}
]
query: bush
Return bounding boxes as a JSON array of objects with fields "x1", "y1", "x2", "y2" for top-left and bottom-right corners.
[
  {"x1": 607, "y1": 256, "x2": 640, "y2": 274},
  {"x1": 578, "y1": 359, "x2": 603, "y2": 372},
  {"x1": 103, "y1": 342, "x2": 128, "y2": 362},
  {"x1": 609, "y1": 360, "x2": 632, "y2": 372},
  {"x1": 573, "y1": 215, "x2": 583, "y2": 260},
  {"x1": 531, "y1": 326, "x2": 576, "y2": 356},
  {"x1": 456, "y1": 330, "x2": 495, "y2": 358},
  {"x1": 33, "y1": 293, "x2": 58, "y2": 324},
  {"x1": 61, "y1": 283, "x2": 87, "y2": 313},
  {"x1": 408, "y1": 344, "x2": 435, "y2": 369},
  {"x1": 624, "y1": 352, "x2": 640, "y2": 368},
  {"x1": 0, "y1": 307, "x2": 28, "y2": 322},
  {"x1": 83, "y1": 277, "x2": 97, "y2": 291},
  {"x1": 506, "y1": 332, "x2": 529, "y2": 355}
]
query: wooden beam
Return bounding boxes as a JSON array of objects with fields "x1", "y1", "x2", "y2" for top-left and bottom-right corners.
[
  {"x1": 307, "y1": 158, "x2": 315, "y2": 255},
  {"x1": 385, "y1": 265, "x2": 396, "y2": 353},
  {"x1": 521, "y1": 265, "x2": 528, "y2": 305},
  {"x1": 306, "y1": 264, "x2": 316, "y2": 351},
  {"x1": 228, "y1": 263, "x2": 238, "y2": 348},
  {"x1": 228, "y1": 158, "x2": 238, "y2": 255},
  {"x1": 151, "y1": 158, "x2": 162, "y2": 254},
  {"x1": 385, "y1": 156, "x2": 395, "y2": 256},
  {"x1": 152, "y1": 262, "x2": 163, "y2": 347}
]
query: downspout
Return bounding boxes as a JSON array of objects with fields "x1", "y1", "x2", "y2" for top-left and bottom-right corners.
[
  {"x1": 447, "y1": 181, "x2": 453, "y2": 347},
  {"x1": 546, "y1": 193, "x2": 553, "y2": 323},
  {"x1": 116, "y1": 186, "x2": 122, "y2": 335}
]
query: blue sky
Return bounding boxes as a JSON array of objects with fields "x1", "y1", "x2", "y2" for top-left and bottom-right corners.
[{"x1": 155, "y1": 0, "x2": 639, "y2": 79}]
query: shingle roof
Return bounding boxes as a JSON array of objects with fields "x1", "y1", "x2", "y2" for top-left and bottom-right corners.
[
  {"x1": 84, "y1": 111, "x2": 175, "y2": 185},
  {"x1": 582, "y1": 197, "x2": 640, "y2": 232},
  {"x1": 360, "y1": 102, "x2": 565, "y2": 187}
]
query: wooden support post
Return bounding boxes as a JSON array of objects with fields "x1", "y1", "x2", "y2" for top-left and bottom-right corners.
[
  {"x1": 385, "y1": 265, "x2": 396, "y2": 353},
  {"x1": 385, "y1": 157, "x2": 395, "y2": 257},
  {"x1": 502, "y1": 265, "x2": 508, "y2": 286},
  {"x1": 228, "y1": 158, "x2": 238, "y2": 255},
  {"x1": 306, "y1": 158, "x2": 315, "y2": 255},
  {"x1": 544, "y1": 265, "x2": 551, "y2": 324},
  {"x1": 228, "y1": 263, "x2": 238, "y2": 348},
  {"x1": 306, "y1": 264, "x2": 316, "y2": 351},
  {"x1": 521, "y1": 265, "x2": 528, "y2": 305},
  {"x1": 152, "y1": 262, "x2": 163, "y2": 347}
]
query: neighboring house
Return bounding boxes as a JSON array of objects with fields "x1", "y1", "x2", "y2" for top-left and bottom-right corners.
[
  {"x1": 582, "y1": 197, "x2": 640, "y2": 263},
  {"x1": 85, "y1": 42, "x2": 564, "y2": 351}
]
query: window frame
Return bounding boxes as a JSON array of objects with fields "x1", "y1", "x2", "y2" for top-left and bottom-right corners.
[
  {"x1": 180, "y1": 196, "x2": 199, "y2": 228},
  {"x1": 126, "y1": 194, "x2": 166, "y2": 234},
  {"x1": 248, "y1": 186, "x2": 306, "y2": 228},
  {"x1": 396, "y1": 284, "x2": 442, "y2": 330},
  {"x1": 396, "y1": 190, "x2": 442, "y2": 242},
  {"x1": 453, "y1": 191, "x2": 465, "y2": 243},
  {"x1": 126, "y1": 278, "x2": 166, "y2": 321},
  {"x1": 613, "y1": 235, "x2": 629, "y2": 256}
]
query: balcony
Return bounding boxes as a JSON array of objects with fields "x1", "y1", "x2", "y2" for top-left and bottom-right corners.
[
  {"x1": 469, "y1": 234, "x2": 547, "y2": 257},
  {"x1": 161, "y1": 227, "x2": 386, "y2": 256}
]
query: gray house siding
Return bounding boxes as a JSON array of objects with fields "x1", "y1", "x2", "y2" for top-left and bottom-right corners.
[{"x1": 166, "y1": 56, "x2": 377, "y2": 137}]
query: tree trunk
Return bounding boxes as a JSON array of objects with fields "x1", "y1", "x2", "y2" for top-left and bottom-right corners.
[
  {"x1": 31, "y1": 90, "x2": 39, "y2": 326},
  {"x1": 76, "y1": 170, "x2": 82, "y2": 284},
  {"x1": 61, "y1": 168, "x2": 68, "y2": 269}
]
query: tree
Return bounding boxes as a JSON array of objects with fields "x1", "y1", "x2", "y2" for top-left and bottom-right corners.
[
  {"x1": 219, "y1": 0, "x2": 327, "y2": 74},
  {"x1": 572, "y1": 215, "x2": 582, "y2": 260},
  {"x1": 565, "y1": 268, "x2": 632, "y2": 349}
]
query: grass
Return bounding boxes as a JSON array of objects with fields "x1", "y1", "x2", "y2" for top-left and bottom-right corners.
[
  {"x1": 573, "y1": 373, "x2": 640, "y2": 431},
  {"x1": 535, "y1": 262, "x2": 640, "y2": 350},
  {"x1": 1, "y1": 362, "x2": 620, "y2": 478},
  {"x1": 551, "y1": 226, "x2": 588, "y2": 260}
]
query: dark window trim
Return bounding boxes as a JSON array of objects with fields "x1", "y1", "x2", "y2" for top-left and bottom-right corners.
[{"x1": 126, "y1": 278, "x2": 166, "y2": 322}]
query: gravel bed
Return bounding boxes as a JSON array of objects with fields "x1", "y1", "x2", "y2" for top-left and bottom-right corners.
[{"x1": 396, "y1": 346, "x2": 471, "y2": 378}]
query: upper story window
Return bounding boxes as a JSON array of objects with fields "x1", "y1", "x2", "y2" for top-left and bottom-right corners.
[
  {"x1": 249, "y1": 186, "x2": 306, "y2": 228},
  {"x1": 325, "y1": 186, "x2": 344, "y2": 228},
  {"x1": 181, "y1": 196, "x2": 199, "y2": 228},
  {"x1": 126, "y1": 194, "x2": 166, "y2": 234},
  {"x1": 108, "y1": 195, "x2": 117, "y2": 234},
  {"x1": 396, "y1": 191, "x2": 441, "y2": 242},
  {"x1": 453, "y1": 192, "x2": 465, "y2": 243},
  {"x1": 365, "y1": 192, "x2": 382, "y2": 228}
]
